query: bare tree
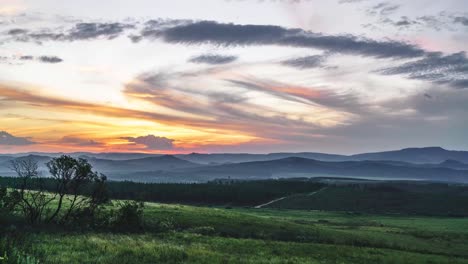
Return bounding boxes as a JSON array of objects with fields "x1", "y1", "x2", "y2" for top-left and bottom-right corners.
[{"x1": 9, "y1": 158, "x2": 55, "y2": 224}]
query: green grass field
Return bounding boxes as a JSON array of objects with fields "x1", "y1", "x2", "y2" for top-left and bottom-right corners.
[{"x1": 2, "y1": 201, "x2": 468, "y2": 263}]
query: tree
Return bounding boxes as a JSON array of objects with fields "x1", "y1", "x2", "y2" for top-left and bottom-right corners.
[
  {"x1": 89, "y1": 174, "x2": 109, "y2": 210},
  {"x1": 9, "y1": 158, "x2": 54, "y2": 224},
  {"x1": 46, "y1": 155, "x2": 99, "y2": 223}
]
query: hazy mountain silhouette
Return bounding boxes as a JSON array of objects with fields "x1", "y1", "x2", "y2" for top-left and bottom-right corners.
[
  {"x1": 152, "y1": 157, "x2": 468, "y2": 183},
  {"x1": 350, "y1": 147, "x2": 468, "y2": 164},
  {"x1": 1, "y1": 147, "x2": 468, "y2": 183}
]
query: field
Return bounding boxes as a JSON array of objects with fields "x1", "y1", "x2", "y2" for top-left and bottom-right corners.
[
  {"x1": 2, "y1": 176, "x2": 468, "y2": 263},
  {"x1": 2, "y1": 201, "x2": 468, "y2": 263}
]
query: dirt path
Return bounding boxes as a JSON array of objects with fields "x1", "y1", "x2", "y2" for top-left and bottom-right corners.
[
  {"x1": 254, "y1": 187, "x2": 328, "y2": 209},
  {"x1": 307, "y1": 186, "x2": 328, "y2": 196},
  {"x1": 254, "y1": 196, "x2": 288, "y2": 209}
]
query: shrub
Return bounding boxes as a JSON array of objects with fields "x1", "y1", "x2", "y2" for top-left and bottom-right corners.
[
  {"x1": 110, "y1": 201, "x2": 145, "y2": 231},
  {"x1": 0, "y1": 187, "x2": 20, "y2": 217}
]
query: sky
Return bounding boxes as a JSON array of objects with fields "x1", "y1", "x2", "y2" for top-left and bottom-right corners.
[{"x1": 0, "y1": 0, "x2": 468, "y2": 154}]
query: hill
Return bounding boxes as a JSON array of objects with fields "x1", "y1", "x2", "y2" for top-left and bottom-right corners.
[
  {"x1": 351, "y1": 147, "x2": 468, "y2": 164},
  {"x1": 145, "y1": 157, "x2": 468, "y2": 183}
]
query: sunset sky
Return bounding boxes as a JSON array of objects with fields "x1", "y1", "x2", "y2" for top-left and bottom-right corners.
[{"x1": 1, "y1": 0, "x2": 468, "y2": 154}]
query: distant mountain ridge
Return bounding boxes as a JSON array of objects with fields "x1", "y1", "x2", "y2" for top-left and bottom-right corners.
[
  {"x1": 1, "y1": 147, "x2": 468, "y2": 183},
  {"x1": 350, "y1": 147, "x2": 468, "y2": 164},
  {"x1": 2, "y1": 147, "x2": 468, "y2": 164},
  {"x1": 167, "y1": 157, "x2": 468, "y2": 182}
]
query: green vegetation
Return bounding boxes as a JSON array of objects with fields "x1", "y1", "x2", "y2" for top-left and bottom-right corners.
[
  {"x1": 2, "y1": 203, "x2": 468, "y2": 263},
  {"x1": 266, "y1": 183, "x2": 468, "y2": 216},
  {"x1": 2, "y1": 156, "x2": 468, "y2": 263},
  {"x1": 0, "y1": 177, "x2": 324, "y2": 206}
]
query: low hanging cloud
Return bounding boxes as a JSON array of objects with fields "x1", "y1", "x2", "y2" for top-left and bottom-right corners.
[
  {"x1": 189, "y1": 54, "x2": 237, "y2": 64},
  {"x1": 0, "y1": 131, "x2": 35, "y2": 145},
  {"x1": 59, "y1": 136, "x2": 103, "y2": 146},
  {"x1": 121, "y1": 135, "x2": 175, "y2": 150}
]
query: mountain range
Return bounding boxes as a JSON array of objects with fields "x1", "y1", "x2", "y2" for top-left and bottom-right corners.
[{"x1": 1, "y1": 147, "x2": 468, "y2": 183}]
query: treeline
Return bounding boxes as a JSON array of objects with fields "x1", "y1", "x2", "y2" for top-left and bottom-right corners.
[
  {"x1": 268, "y1": 183, "x2": 468, "y2": 216},
  {"x1": 0, "y1": 176, "x2": 324, "y2": 206}
]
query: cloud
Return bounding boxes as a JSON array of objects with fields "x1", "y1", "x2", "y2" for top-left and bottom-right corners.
[
  {"x1": 0, "y1": 55, "x2": 63, "y2": 64},
  {"x1": 7, "y1": 22, "x2": 135, "y2": 43},
  {"x1": 139, "y1": 20, "x2": 426, "y2": 59},
  {"x1": 368, "y1": 11, "x2": 466, "y2": 32},
  {"x1": 189, "y1": 54, "x2": 237, "y2": 64},
  {"x1": 379, "y1": 16, "x2": 420, "y2": 29},
  {"x1": 121, "y1": 135, "x2": 174, "y2": 150},
  {"x1": 0, "y1": 131, "x2": 35, "y2": 145},
  {"x1": 123, "y1": 68, "x2": 357, "y2": 142},
  {"x1": 378, "y1": 52, "x2": 468, "y2": 89},
  {"x1": 416, "y1": 15, "x2": 451, "y2": 31},
  {"x1": 366, "y1": 2, "x2": 400, "y2": 16},
  {"x1": 225, "y1": 77, "x2": 364, "y2": 114},
  {"x1": 7, "y1": 28, "x2": 28, "y2": 35},
  {"x1": 311, "y1": 85, "x2": 468, "y2": 152},
  {"x1": 19, "y1": 55, "x2": 33, "y2": 60},
  {"x1": 59, "y1": 136, "x2": 103, "y2": 146},
  {"x1": 67, "y1": 22, "x2": 135, "y2": 40},
  {"x1": 280, "y1": 54, "x2": 326, "y2": 69},
  {"x1": 37, "y1": 56, "x2": 63, "y2": 63},
  {"x1": 454, "y1": 16, "x2": 468, "y2": 26}
]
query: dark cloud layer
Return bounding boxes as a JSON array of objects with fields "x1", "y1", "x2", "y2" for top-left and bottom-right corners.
[
  {"x1": 189, "y1": 54, "x2": 237, "y2": 64},
  {"x1": 0, "y1": 131, "x2": 35, "y2": 145},
  {"x1": 378, "y1": 52, "x2": 468, "y2": 89},
  {"x1": 122, "y1": 135, "x2": 174, "y2": 150},
  {"x1": 139, "y1": 20, "x2": 426, "y2": 59}
]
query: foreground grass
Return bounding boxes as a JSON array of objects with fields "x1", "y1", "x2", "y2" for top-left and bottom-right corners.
[
  {"x1": 2, "y1": 202, "x2": 468, "y2": 263},
  {"x1": 15, "y1": 232, "x2": 467, "y2": 264}
]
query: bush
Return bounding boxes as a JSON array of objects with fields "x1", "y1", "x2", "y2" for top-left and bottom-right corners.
[
  {"x1": 0, "y1": 187, "x2": 20, "y2": 217},
  {"x1": 110, "y1": 201, "x2": 145, "y2": 231}
]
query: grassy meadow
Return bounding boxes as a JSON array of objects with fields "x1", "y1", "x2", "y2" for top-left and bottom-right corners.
[{"x1": 2, "y1": 201, "x2": 468, "y2": 263}]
